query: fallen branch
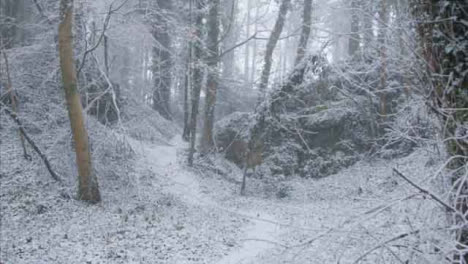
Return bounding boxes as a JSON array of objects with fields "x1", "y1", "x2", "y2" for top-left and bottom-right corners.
[
  {"x1": 392, "y1": 168, "x2": 457, "y2": 213},
  {"x1": 1, "y1": 104, "x2": 61, "y2": 182},
  {"x1": 2, "y1": 49, "x2": 30, "y2": 160},
  {"x1": 353, "y1": 229, "x2": 421, "y2": 264}
]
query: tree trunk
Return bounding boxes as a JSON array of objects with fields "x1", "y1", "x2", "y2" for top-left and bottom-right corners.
[
  {"x1": 348, "y1": 0, "x2": 360, "y2": 58},
  {"x1": 58, "y1": 0, "x2": 100, "y2": 203},
  {"x1": 362, "y1": 1, "x2": 374, "y2": 61},
  {"x1": 221, "y1": 0, "x2": 238, "y2": 81},
  {"x1": 411, "y1": 0, "x2": 436, "y2": 74},
  {"x1": 258, "y1": 0, "x2": 291, "y2": 99},
  {"x1": 377, "y1": 0, "x2": 388, "y2": 119},
  {"x1": 104, "y1": 35, "x2": 109, "y2": 76},
  {"x1": 201, "y1": 0, "x2": 220, "y2": 154},
  {"x1": 188, "y1": 0, "x2": 205, "y2": 166},
  {"x1": 244, "y1": 0, "x2": 252, "y2": 85},
  {"x1": 295, "y1": 0, "x2": 313, "y2": 66},
  {"x1": 1, "y1": 0, "x2": 25, "y2": 48},
  {"x1": 250, "y1": 3, "x2": 258, "y2": 84},
  {"x1": 152, "y1": 0, "x2": 173, "y2": 121},
  {"x1": 182, "y1": 54, "x2": 191, "y2": 142}
]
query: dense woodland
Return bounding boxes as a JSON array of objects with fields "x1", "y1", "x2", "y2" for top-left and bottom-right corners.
[{"x1": 0, "y1": 0, "x2": 467, "y2": 263}]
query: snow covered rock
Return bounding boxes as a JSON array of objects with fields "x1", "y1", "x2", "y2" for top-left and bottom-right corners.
[{"x1": 215, "y1": 96, "x2": 374, "y2": 179}]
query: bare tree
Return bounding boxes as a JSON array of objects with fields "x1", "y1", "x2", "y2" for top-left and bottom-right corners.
[
  {"x1": 58, "y1": 0, "x2": 100, "y2": 203},
  {"x1": 244, "y1": 0, "x2": 252, "y2": 85},
  {"x1": 362, "y1": 1, "x2": 375, "y2": 61},
  {"x1": 377, "y1": 0, "x2": 388, "y2": 118},
  {"x1": 182, "y1": 55, "x2": 191, "y2": 142},
  {"x1": 295, "y1": 0, "x2": 313, "y2": 66},
  {"x1": 221, "y1": 0, "x2": 239, "y2": 81},
  {"x1": 250, "y1": 3, "x2": 259, "y2": 84},
  {"x1": 258, "y1": 0, "x2": 291, "y2": 99}
]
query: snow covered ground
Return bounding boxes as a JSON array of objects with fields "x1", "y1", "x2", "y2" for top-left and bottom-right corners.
[{"x1": 1, "y1": 131, "x2": 449, "y2": 263}]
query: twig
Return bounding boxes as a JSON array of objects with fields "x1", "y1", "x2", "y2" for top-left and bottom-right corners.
[
  {"x1": 32, "y1": 0, "x2": 52, "y2": 24},
  {"x1": 77, "y1": 0, "x2": 130, "y2": 77},
  {"x1": 353, "y1": 229, "x2": 421, "y2": 264},
  {"x1": 392, "y1": 168, "x2": 457, "y2": 213},
  {"x1": 1, "y1": 104, "x2": 62, "y2": 182},
  {"x1": 219, "y1": 33, "x2": 257, "y2": 58}
]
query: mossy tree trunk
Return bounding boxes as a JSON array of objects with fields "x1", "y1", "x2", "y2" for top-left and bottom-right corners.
[
  {"x1": 417, "y1": 0, "x2": 468, "y2": 261},
  {"x1": 432, "y1": 1, "x2": 468, "y2": 261},
  {"x1": 58, "y1": 0, "x2": 100, "y2": 203}
]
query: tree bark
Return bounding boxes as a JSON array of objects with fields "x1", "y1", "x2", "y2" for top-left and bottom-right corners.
[
  {"x1": 188, "y1": 0, "x2": 205, "y2": 166},
  {"x1": 295, "y1": 0, "x2": 313, "y2": 66},
  {"x1": 258, "y1": 0, "x2": 291, "y2": 99},
  {"x1": 201, "y1": 0, "x2": 220, "y2": 154},
  {"x1": 58, "y1": 0, "x2": 100, "y2": 203}
]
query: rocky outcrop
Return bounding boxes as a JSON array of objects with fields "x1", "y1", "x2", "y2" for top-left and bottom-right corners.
[{"x1": 214, "y1": 96, "x2": 374, "y2": 179}]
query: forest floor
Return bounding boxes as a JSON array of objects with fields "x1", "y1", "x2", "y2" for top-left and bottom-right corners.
[{"x1": 0, "y1": 132, "x2": 447, "y2": 263}]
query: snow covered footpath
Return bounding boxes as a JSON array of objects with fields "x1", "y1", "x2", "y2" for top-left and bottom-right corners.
[
  {"x1": 129, "y1": 136, "x2": 285, "y2": 264},
  {"x1": 1, "y1": 131, "x2": 449, "y2": 263}
]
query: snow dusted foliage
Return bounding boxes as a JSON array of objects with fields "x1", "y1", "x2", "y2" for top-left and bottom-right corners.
[
  {"x1": 0, "y1": 131, "x2": 244, "y2": 263},
  {"x1": 0, "y1": 0, "x2": 465, "y2": 263}
]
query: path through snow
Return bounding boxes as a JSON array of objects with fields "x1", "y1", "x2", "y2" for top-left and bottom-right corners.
[{"x1": 129, "y1": 136, "x2": 283, "y2": 263}]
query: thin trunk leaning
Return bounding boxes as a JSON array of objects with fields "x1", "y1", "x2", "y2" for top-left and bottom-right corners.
[
  {"x1": 258, "y1": 0, "x2": 291, "y2": 99},
  {"x1": 58, "y1": 0, "x2": 100, "y2": 203},
  {"x1": 2, "y1": 50, "x2": 29, "y2": 159},
  {"x1": 295, "y1": 0, "x2": 313, "y2": 65}
]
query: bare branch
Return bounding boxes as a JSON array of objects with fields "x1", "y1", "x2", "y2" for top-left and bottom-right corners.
[
  {"x1": 219, "y1": 33, "x2": 257, "y2": 59},
  {"x1": 77, "y1": 0, "x2": 130, "y2": 77},
  {"x1": 392, "y1": 168, "x2": 457, "y2": 213}
]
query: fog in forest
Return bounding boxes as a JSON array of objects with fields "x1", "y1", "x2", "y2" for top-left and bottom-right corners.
[{"x1": 0, "y1": 0, "x2": 467, "y2": 263}]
